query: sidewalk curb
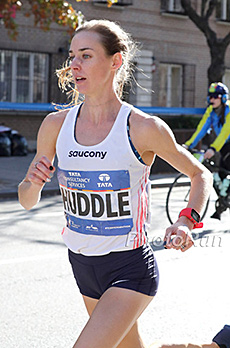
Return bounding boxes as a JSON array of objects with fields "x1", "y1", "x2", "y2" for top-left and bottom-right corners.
[
  {"x1": 0, "y1": 182, "x2": 172, "y2": 200},
  {"x1": 151, "y1": 182, "x2": 172, "y2": 189},
  {"x1": 0, "y1": 188, "x2": 60, "y2": 200}
]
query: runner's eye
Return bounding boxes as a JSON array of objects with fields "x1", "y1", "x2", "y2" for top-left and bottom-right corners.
[{"x1": 83, "y1": 54, "x2": 91, "y2": 59}]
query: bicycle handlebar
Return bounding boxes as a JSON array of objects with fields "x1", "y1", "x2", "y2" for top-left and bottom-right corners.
[
  {"x1": 185, "y1": 147, "x2": 230, "y2": 175},
  {"x1": 203, "y1": 159, "x2": 230, "y2": 175}
]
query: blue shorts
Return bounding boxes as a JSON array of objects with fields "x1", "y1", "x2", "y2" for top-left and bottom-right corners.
[
  {"x1": 68, "y1": 244, "x2": 159, "y2": 299},
  {"x1": 213, "y1": 325, "x2": 230, "y2": 348}
]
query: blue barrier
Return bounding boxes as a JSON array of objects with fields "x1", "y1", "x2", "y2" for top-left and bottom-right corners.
[
  {"x1": 0, "y1": 101, "x2": 205, "y2": 115},
  {"x1": 137, "y1": 106, "x2": 205, "y2": 115},
  {"x1": 0, "y1": 102, "x2": 56, "y2": 112}
]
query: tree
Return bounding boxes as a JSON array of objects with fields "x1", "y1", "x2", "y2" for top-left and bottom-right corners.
[
  {"x1": 180, "y1": 0, "x2": 230, "y2": 84},
  {"x1": 0, "y1": 0, "x2": 117, "y2": 40}
]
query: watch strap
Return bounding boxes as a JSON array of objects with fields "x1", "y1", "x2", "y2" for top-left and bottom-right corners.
[
  {"x1": 192, "y1": 222, "x2": 203, "y2": 229},
  {"x1": 179, "y1": 208, "x2": 203, "y2": 229}
]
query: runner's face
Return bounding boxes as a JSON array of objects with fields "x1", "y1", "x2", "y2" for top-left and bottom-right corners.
[{"x1": 69, "y1": 31, "x2": 115, "y2": 96}]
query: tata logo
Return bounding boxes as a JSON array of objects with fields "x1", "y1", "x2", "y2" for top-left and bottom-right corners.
[
  {"x1": 98, "y1": 173, "x2": 112, "y2": 188},
  {"x1": 98, "y1": 174, "x2": 110, "y2": 182}
]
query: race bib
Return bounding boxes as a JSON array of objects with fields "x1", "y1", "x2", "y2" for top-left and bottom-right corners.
[{"x1": 57, "y1": 168, "x2": 133, "y2": 236}]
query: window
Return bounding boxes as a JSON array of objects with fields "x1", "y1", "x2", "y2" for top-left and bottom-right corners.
[
  {"x1": 183, "y1": 64, "x2": 195, "y2": 107},
  {"x1": 122, "y1": 63, "x2": 137, "y2": 104},
  {"x1": 0, "y1": 50, "x2": 49, "y2": 103},
  {"x1": 223, "y1": 69, "x2": 230, "y2": 90},
  {"x1": 93, "y1": 0, "x2": 132, "y2": 6},
  {"x1": 168, "y1": 0, "x2": 183, "y2": 12},
  {"x1": 161, "y1": 0, "x2": 184, "y2": 13},
  {"x1": 216, "y1": 0, "x2": 230, "y2": 21},
  {"x1": 159, "y1": 63, "x2": 183, "y2": 107},
  {"x1": 123, "y1": 50, "x2": 153, "y2": 106}
]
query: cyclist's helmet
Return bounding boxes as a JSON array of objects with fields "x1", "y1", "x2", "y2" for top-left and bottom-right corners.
[{"x1": 207, "y1": 82, "x2": 229, "y2": 104}]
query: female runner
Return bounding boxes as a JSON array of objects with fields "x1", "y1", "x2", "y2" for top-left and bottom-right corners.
[{"x1": 18, "y1": 19, "x2": 212, "y2": 348}]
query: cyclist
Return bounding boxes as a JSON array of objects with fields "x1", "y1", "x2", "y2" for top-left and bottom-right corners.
[{"x1": 184, "y1": 82, "x2": 230, "y2": 220}]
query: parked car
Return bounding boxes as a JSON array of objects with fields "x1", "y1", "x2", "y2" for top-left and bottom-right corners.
[{"x1": 0, "y1": 125, "x2": 28, "y2": 156}]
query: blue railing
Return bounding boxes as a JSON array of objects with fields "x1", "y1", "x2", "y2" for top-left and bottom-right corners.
[
  {"x1": 137, "y1": 106, "x2": 205, "y2": 115},
  {"x1": 0, "y1": 102, "x2": 205, "y2": 115},
  {"x1": 0, "y1": 102, "x2": 56, "y2": 112}
]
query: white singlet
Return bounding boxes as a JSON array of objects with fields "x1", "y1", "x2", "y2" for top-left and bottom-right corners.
[{"x1": 56, "y1": 102, "x2": 152, "y2": 256}]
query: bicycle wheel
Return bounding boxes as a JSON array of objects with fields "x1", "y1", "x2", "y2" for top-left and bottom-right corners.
[{"x1": 166, "y1": 173, "x2": 210, "y2": 225}]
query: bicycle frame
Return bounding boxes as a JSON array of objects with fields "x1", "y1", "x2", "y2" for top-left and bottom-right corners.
[{"x1": 165, "y1": 152, "x2": 230, "y2": 225}]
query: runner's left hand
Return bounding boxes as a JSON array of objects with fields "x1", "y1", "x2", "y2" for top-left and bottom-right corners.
[{"x1": 164, "y1": 222, "x2": 194, "y2": 252}]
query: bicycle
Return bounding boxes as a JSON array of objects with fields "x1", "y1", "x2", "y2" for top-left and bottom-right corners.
[{"x1": 166, "y1": 150, "x2": 230, "y2": 225}]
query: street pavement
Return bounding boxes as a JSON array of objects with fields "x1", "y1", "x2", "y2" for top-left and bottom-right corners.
[
  {"x1": 0, "y1": 154, "x2": 229, "y2": 347},
  {"x1": 0, "y1": 153, "x2": 60, "y2": 199}
]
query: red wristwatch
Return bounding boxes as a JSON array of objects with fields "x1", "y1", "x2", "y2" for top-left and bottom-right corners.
[{"x1": 179, "y1": 208, "x2": 203, "y2": 229}]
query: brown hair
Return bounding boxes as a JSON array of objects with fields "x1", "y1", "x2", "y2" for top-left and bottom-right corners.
[{"x1": 56, "y1": 19, "x2": 138, "y2": 105}]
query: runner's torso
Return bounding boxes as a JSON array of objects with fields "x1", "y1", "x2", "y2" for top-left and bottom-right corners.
[{"x1": 56, "y1": 102, "x2": 151, "y2": 255}]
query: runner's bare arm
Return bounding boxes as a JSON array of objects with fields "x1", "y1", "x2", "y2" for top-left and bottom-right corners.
[
  {"x1": 131, "y1": 111, "x2": 212, "y2": 214},
  {"x1": 130, "y1": 111, "x2": 213, "y2": 250},
  {"x1": 18, "y1": 110, "x2": 67, "y2": 210}
]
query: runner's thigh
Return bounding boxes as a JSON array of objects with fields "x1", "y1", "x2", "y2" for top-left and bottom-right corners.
[{"x1": 73, "y1": 287, "x2": 154, "y2": 348}]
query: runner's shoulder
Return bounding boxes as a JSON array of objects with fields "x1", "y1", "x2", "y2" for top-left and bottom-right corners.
[
  {"x1": 39, "y1": 107, "x2": 71, "y2": 134},
  {"x1": 130, "y1": 105, "x2": 170, "y2": 136},
  {"x1": 44, "y1": 107, "x2": 70, "y2": 125}
]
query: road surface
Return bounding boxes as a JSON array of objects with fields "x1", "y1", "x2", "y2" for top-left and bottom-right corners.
[{"x1": 0, "y1": 188, "x2": 229, "y2": 347}]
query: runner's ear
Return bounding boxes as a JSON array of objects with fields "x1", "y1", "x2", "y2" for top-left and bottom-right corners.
[{"x1": 111, "y1": 52, "x2": 122, "y2": 71}]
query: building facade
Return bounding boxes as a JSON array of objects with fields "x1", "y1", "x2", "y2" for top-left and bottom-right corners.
[{"x1": 1, "y1": 0, "x2": 230, "y2": 147}]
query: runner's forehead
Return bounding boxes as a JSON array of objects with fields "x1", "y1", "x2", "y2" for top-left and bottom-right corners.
[{"x1": 70, "y1": 31, "x2": 102, "y2": 52}]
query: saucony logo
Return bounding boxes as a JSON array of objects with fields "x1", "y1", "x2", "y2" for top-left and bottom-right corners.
[{"x1": 68, "y1": 150, "x2": 107, "y2": 159}]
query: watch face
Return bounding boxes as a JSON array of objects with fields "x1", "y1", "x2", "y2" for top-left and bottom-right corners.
[{"x1": 191, "y1": 209, "x2": 200, "y2": 222}]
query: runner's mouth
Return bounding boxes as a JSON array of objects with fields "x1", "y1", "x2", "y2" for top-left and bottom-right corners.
[{"x1": 76, "y1": 77, "x2": 86, "y2": 82}]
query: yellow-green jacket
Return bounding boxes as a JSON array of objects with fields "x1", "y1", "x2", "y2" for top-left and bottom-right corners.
[{"x1": 185, "y1": 101, "x2": 230, "y2": 151}]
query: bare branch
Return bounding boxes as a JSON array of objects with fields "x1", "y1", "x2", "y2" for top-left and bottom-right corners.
[
  {"x1": 201, "y1": 0, "x2": 208, "y2": 17},
  {"x1": 180, "y1": 0, "x2": 216, "y2": 42},
  {"x1": 205, "y1": 0, "x2": 218, "y2": 20},
  {"x1": 223, "y1": 31, "x2": 230, "y2": 47}
]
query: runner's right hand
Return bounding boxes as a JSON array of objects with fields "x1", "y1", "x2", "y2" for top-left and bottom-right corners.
[{"x1": 27, "y1": 155, "x2": 55, "y2": 186}]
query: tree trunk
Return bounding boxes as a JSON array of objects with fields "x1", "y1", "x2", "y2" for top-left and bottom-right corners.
[
  {"x1": 180, "y1": 0, "x2": 230, "y2": 85},
  {"x1": 207, "y1": 42, "x2": 227, "y2": 84}
]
